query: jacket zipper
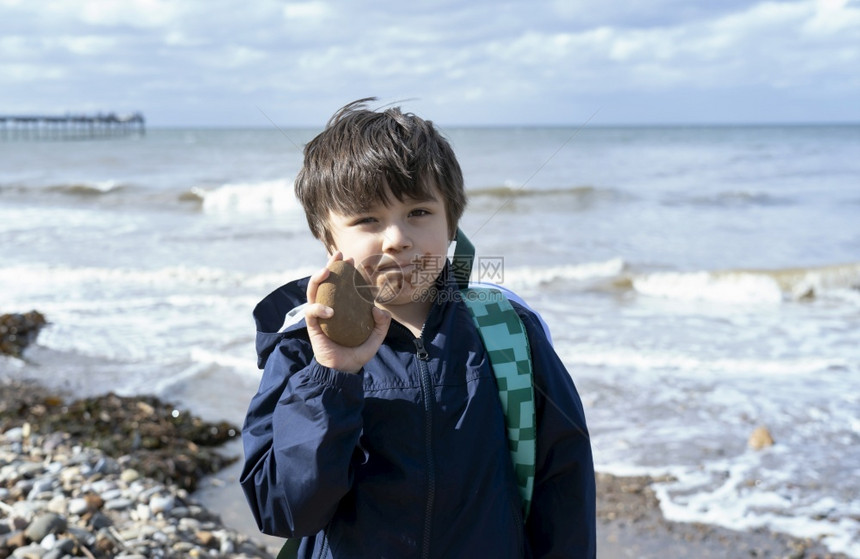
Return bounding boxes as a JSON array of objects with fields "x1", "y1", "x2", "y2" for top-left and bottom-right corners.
[
  {"x1": 316, "y1": 526, "x2": 330, "y2": 559},
  {"x1": 414, "y1": 337, "x2": 435, "y2": 559}
]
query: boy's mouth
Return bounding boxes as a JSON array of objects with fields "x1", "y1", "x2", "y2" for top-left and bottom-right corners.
[
  {"x1": 376, "y1": 262, "x2": 404, "y2": 273},
  {"x1": 372, "y1": 258, "x2": 413, "y2": 275}
]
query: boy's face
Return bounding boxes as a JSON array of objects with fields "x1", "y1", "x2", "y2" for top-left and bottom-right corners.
[{"x1": 326, "y1": 184, "x2": 450, "y2": 309}]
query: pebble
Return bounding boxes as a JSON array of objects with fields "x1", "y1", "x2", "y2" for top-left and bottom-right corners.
[
  {"x1": 748, "y1": 425, "x2": 776, "y2": 450},
  {"x1": 24, "y1": 512, "x2": 66, "y2": 541},
  {"x1": 11, "y1": 543, "x2": 47, "y2": 559},
  {"x1": 104, "y1": 497, "x2": 134, "y2": 511},
  {"x1": 0, "y1": 428, "x2": 274, "y2": 558},
  {"x1": 67, "y1": 497, "x2": 90, "y2": 516},
  {"x1": 149, "y1": 494, "x2": 175, "y2": 515},
  {"x1": 120, "y1": 468, "x2": 140, "y2": 483},
  {"x1": 0, "y1": 310, "x2": 47, "y2": 357}
]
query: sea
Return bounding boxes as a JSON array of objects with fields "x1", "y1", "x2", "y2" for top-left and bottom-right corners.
[{"x1": 1, "y1": 123, "x2": 859, "y2": 556}]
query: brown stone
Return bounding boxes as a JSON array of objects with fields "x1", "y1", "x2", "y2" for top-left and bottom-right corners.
[
  {"x1": 196, "y1": 530, "x2": 216, "y2": 547},
  {"x1": 84, "y1": 493, "x2": 104, "y2": 511},
  {"x1": 5, "y1": 531, "x2": 27, "y2": 549},
  {"x1": 748, "y1": 426, "x2": 775, "y2": 450},
  {"x1": 317, "y1": 260, "x2": 375, "y2": 347},
  {"x1": 95, "y1": 531, "x2": 116, "y2": 553},
  {"x1": 0, "y1": 311, "x2": 47, "y2": 357}
]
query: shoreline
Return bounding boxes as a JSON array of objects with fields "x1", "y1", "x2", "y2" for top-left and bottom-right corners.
[
  {"x1": 594, "y1": 473, "x2": 847, "y2": 559},
  {"x1": 1, "y1": 375, "x2": 849, "y2": 558}
]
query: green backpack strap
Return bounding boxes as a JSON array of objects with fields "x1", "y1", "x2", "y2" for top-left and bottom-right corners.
[
  {"x1": 277, "y1": 537, "x2": 300, "y2": 559},
  {"x1": 462, "y1": 286, "x2": 536, "y2": 518},
  {"x1": 455, "y1": 229, "x2": 537, "y2": 518},
  {"x1": 451, "y1": 227, "x2": 475, "y2": 291}
]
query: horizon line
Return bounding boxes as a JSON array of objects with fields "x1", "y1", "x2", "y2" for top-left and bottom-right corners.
[{"x1": 142, "y1": 120, "x2": 860, "y2": 130}]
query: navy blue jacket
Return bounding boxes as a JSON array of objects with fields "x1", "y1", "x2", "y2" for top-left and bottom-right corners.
[{"x1": 241, "y1": 266, "x2": 596, "y2": 558}]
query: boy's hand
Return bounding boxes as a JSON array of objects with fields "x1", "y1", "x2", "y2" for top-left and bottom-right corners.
[{"x1": 305, "y1": 252, "x2": 391, "y2": 374}]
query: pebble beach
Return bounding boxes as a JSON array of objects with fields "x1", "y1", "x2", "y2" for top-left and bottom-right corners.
[
  {"x1": 0, "y1": 370, "x2": 848, "y2": 559},
  {"x1": 0, "y1": 377, "x2": 276, "y2": 559}
]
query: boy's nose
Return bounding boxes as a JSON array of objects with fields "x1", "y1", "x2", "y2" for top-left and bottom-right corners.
[{"x1": 381, "y1": 222, "x2": 412, "y2": 252}]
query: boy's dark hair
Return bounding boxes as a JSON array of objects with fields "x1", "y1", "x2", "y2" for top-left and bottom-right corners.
[{"x1": 295, "y1": 98, "x2": 467, "y2": 248}]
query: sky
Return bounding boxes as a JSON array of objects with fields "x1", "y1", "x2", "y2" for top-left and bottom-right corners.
[{"x1": 2, "y1": 0, "x2": 859, "y2": 127}]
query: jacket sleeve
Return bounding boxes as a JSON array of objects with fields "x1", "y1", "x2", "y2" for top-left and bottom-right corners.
[
  {"x1": 240, "y1": 334, "x2": 366, "y2": 538},
  {"x1": 518, "y1": 308, "x2": 597, "y2": 558}
]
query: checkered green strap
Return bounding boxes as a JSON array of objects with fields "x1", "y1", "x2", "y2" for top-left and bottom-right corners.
[{"x1": 462, "y1": 286, "x2": 536, "y2": 518}]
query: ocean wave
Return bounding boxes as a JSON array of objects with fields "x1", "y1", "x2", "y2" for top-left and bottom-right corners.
[
  {"x1": 0, "y1": 181, "x2": 129, "y2": 197},
  {"x1": 1, "y1": 178, "x2": 299, "y2": 214},
  {"x1": 466, "y1": 185, "x2": 632, "y2": 208},
  {"x1": 630, "y1": 262, "x2": 860, "y2": 304},
  {"x1": 665, "y1": 190, "x2": 794, "y2": 208},
  {"x1": 45, "y1": 181, "x2": 128, "y2": 196},
  {"x1": 500, "y1": 258, "x2": 626, "y2": 290},
  {"x1": 468, "y1": 185, "x2": 606, "y2": 198},
  {"x1": 453, "y1": 259, "x2": 860, "y2": 305},
  {"x1": 188, "y1": 347, "x2": 262, "y2": 380},
  {"x1": 186, "y1": 179, "x2": 299, "y2": 214}
]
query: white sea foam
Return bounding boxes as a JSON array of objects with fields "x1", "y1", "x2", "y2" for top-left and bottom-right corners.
[
  {"x1": 0, "y1": 263, "x2": 316, "y2": 299},
  {"x1": 633, "y1": 271, "x2": 785, "y2": 304},
  {"x1": 192, "y1": 179, "x2": 298, "y2": 214},
  {"x1": 631, "y1": 262, "x2": 860, "y2": 305},
  {"x1": 650, "y1": 454, "x2": 860, "y2": 559},
  {"x1": 582, "y1": 347, "x2": 860, "y2": 559},
  {"x1": 499, "y1": 258, "x2": 626, "y2": 290},
  {"x1": 189, "y1": 347, "x2": 257, "y2": 375},
  {"x1": 140, "y1": 361, "x2": 215, "y2": 397},
  {"x1": 0, "y1": 263, "x2": 316, "y2": 367},
  {"x1": 560, "y1": 345, "x2": 845, "y2": 378},
  {"x1": 594, "y1": 433, "x2": 860, "y2": 558}
]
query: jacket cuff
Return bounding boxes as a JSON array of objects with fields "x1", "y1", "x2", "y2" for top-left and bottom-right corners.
[{"x1": 308, "y1": 358, "x2": 364, "y2": 390}]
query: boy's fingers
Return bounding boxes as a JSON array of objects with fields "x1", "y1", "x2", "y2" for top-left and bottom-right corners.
[
  {"x1": 305, "y1": 303, "x2": 333, "y2": 321},
  {"x1": 307, "y1": 267, "x2": 330, "y2": 303},
  {"x1": 372, "y1": 306, "x2": 390, "y2": 324},
  {"x1": 308, "y1": 252, "x2": 342, "y2": 303},
  {"x1": 364, "y1": 307, "x2": 391, "y2": 347},
  {"x1": 304, "y1": 304, "x2": 332, "y2": 342}
]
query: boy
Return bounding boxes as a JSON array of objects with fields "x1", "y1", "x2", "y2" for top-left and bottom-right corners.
[{"x1": 241, "y1": 98, "x2": 596, "y2": 557}]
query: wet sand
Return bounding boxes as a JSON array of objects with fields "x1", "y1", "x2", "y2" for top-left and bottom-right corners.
[{"x1": 594, "y1": 473, "x2": 846, "y2": 559}]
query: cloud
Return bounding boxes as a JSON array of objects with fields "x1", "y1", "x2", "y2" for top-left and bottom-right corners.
[
  {"x1": 63, "y1": 0, "x2": 182, "y2": 27},
  {"x1": 283, "y1": 1, "x2": 331, "y2": 20},
  {"x1": 54, "y1": 35, "x2": 119, "y2": 56},
  {"x1": 470, "y1": 0, "x2": 860, "y2": 95},
  {"x1": 1, "y1": 0, "x2": 858, "y2": 124}
]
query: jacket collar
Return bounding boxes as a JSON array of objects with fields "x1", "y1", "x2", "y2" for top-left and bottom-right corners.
[{"x1": 386, "y1": 260, "x2": 458, "y2": 342}]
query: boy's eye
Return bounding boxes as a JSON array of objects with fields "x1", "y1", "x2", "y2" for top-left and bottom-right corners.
[
  {"x1": 352, "y1": 216, "x2": 377, "y2": 225},
  {"x1": 410, "y1": 209, "x2": 430, "y2": 217}
]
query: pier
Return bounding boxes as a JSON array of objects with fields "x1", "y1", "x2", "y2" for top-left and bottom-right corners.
[{"x1": 0, "y1": 112, "x2": 145, "y2": 140}]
